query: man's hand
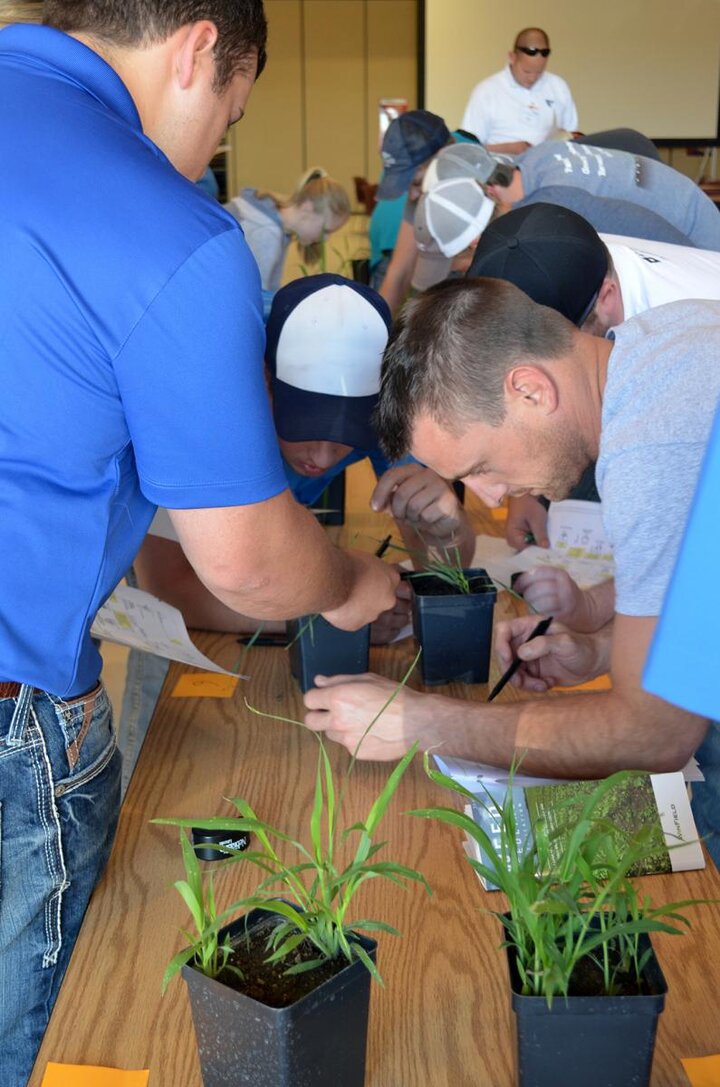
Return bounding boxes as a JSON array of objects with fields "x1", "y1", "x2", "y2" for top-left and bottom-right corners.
[
  {"x1": 321, "y1": 550, "x2": 399, "y2": 631},
  {"x1": 494, "y1": 615, "x2": 611, "y2": 693},
  {"x1": 371, "y1": 464, "x2": 475, "y2": 565},
  {"x1": 514, "y1": 569, "x2": 616, "y2": 634},
  {"x1": 370, "y1": 573, "x2": 413, "y2": 645},
  {"x1": 505, "y1": 495, "x2": 550, "y2": 550},
  {"x1": 303, "y1": 673, "x2": 430, "y2": 760},
  {"x1": 514, "y1": 568, "x2": 590, "y2": 630}
]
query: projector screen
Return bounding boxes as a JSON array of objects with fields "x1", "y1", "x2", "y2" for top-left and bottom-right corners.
[{"x1": 423, "y1": 0, "x2": 720, "y2": 145}]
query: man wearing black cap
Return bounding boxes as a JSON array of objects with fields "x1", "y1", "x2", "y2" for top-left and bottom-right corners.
[
  {"x1": 468, "y1": 203, "x2": 720, "y2": 625},
  {"x1": 470, "y1": 202, "x2": 720, "y2": 337},
  {"x1": 302, "y1": 278, "x2": 718, "y2": 788}
]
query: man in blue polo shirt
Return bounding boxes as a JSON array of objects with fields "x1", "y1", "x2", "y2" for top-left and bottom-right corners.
[{"x1": 0, "y1": 4, "x2": 397, "y2": 1080}]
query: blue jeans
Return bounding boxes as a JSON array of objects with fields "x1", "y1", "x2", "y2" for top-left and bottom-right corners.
[
  {"x1": 0, "y1": 683, "x2": 121, "y2": 1087},
  {"x1": 692, "y1": 721, "x2": 720, "y2": 870}
]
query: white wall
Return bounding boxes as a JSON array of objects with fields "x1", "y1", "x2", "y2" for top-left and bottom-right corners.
[{"x1": 425, "y1": 0, "x2": 720, "y2": 142}]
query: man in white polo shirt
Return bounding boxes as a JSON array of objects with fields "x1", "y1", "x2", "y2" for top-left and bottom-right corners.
[
  {"x1": 468, "y1": 202, "x2": 720, "y2": 337},
  {"x1": 580, "y1": 233, "x2": 720, "y2": 335},
  {"x1": 461, "y1": 27, "x2": 578, "y2": 155}
]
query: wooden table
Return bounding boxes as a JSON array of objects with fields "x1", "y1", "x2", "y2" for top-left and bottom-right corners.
[{"x1": 30, "y1": 508, "x2": 720, "y2": 1086}]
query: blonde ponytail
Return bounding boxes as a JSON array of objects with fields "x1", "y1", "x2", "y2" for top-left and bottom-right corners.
[{"x1": 258, "y1": 168, "x2": 350, "y2": 265}]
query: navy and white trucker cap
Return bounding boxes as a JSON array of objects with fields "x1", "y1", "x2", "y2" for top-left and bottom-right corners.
[{"x1": 265, "y1": 274, "x2": 392, "y2": 449}]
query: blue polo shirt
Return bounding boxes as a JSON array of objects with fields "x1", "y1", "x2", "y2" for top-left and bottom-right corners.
[
  {"x1": 0, "y1": 25, "x2": 288, "y2": 696},
  {"x1": 643, "y1": 405, "x2": 720, "y2": 719}
]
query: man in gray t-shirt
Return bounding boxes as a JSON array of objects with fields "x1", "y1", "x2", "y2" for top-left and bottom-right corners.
[
  {"x1": 597, "y1": 301, "x2": 717, "y2": 615},
  {"x1": 486, "y1": 141, "x2": 720, "y2": 251},
  {"x1": 301, "y1": 281, "x2": 716, "y2": 783}
]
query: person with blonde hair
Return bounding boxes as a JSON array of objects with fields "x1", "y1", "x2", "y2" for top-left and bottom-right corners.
[{"x1": 227, "y1": 167, "x2": 350, "y2": 312}]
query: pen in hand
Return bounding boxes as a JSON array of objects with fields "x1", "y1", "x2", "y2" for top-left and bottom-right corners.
[
  {"x1": 375, "y1": 534, "x2": 392, "y2": 559},
  {"x1": 487, "y1": 616, "x2": 554, "y2": 702}
]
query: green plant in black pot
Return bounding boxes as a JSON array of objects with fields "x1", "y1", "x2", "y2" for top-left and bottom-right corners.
[
  {"x1": 390, "y1": 540, "x2": 498, "y2": 686},
  {"x1": 153, "y1": 657, "x2": 429, "y2": 1087},
  {"x1": 413, "y1": 758, "x2": 712, "y2": 1087}
]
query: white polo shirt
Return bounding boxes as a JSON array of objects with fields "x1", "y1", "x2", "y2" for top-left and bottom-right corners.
[
  {"x1": 461, "y1": 66, "x2": 578, "y2": 147},
  {"x1": 602, "y1": 234, "x2": 720, "y2": 318}
]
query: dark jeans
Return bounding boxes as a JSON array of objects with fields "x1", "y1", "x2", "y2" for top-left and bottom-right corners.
[{"x1": 0, "y1": 683, "x2": 121, "y2": 1087}]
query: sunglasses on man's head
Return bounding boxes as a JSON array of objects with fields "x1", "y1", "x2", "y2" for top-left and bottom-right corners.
[{"x1": 515, "y1": 45, "x2": 551, "y2": 57}]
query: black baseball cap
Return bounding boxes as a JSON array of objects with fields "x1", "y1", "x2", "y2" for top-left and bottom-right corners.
[
  {"x1": 377, "y1": 110, "x2": 451, "y2": 200},
  {"x1": 466, "y1": 203, "x2": 609, "y2": 325}
]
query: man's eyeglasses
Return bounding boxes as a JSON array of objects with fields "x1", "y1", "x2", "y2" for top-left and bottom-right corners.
[{"x1": 515, "y1": 45, "x2": 551, "y2": 57}]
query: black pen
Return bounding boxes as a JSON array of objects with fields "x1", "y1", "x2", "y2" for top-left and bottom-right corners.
[
  {"x1": 487, "y1": 616, "x2": 553, "y2": 702},
  {"x1": 375, "y1": 534, "x2": 392, "y2": 558},
  {"x1": 236, "y1": 633, "x2": 287, "y2": 648}
]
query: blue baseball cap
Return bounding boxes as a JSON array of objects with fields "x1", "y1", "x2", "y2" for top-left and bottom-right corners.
[
  {"x1": 377, "y1": 110, "x2": 451, "y2": 200},
  {"x1": 266, "y1": 274, "x2": 392, "y2": 449}
]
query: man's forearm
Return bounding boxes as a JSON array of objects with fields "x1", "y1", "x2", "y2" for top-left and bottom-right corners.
[
  {"x1": 420, "y1": 688, "x2": 706, "y2": 778},
  {"x1": 171, "y1": 497, "x2": 359, "y2": 621}
]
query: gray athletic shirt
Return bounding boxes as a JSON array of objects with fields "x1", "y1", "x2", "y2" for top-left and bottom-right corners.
[
  {"x1": 516, "y1": 142, "x2": 720, "y2": 251},
  {"x1": 596, "y1": 299, "x2": 720, "y2": 616}
]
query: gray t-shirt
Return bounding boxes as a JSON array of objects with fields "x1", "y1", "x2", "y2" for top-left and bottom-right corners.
[
  {"x1": 596, "y1": 299, "x2": 720, "y2": 615},
  {"x1": 225, "y1": 188, "x2": 288, "y2": 293},
  {"x1": 516, "y1": 142, "x2": 720, "y2": 251}
]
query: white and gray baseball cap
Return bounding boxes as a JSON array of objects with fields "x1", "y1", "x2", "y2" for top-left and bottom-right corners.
[
  {"x1": 422, "y1": 143, "x2": 516, "y2": 191},
  {"x1": 415, "y1": 177, "x2": 495, "y2": 258}
]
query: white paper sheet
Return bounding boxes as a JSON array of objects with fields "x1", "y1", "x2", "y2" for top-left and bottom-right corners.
[
  {"x1": 546, "y1": 499, "x2": 613, "y2": 562},
  {"x1": 434, "y1": 752, "x2": 703, "y2": 789},
  {"x1": 471, "y1": 500, "x2": 614, "y2": 591},
  {"x1": 91, "y1": 585, "x2": 247, "y2": 678}
]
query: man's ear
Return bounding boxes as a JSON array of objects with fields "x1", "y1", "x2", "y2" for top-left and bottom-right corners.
[
  {"x1": 174, "y1": 20, "x2": 219, "y2": 90},
  {"x1": 594, "y1": 276, "x2": 620, "y2": 323},
  {"x1": 505, "y1": 365, "x2": 559, "y2": 414}
]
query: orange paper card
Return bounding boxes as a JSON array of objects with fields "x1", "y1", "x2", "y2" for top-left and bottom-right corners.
[
  {"x1": 42, "y1": 1063, "x2": 149, "y2": 1087},
  {"x1": 171, "y1": 672, "x2": 239, "y2": 698},
  {"x1": 552, "y1": 673, "x2": 612, "y2": 694},
  {"x1": 681, "y1": 1055, "x2": 720, "y2": 1086}
]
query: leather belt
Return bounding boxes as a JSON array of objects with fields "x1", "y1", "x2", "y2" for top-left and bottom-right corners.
[{"x1": 0, "y1": 682, "x2": 23, "y2": 698}]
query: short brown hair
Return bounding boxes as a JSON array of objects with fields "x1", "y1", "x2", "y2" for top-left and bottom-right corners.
[
  {"x1": 375, "y1": 277, "x2": 574, "y2": 460},
  {"x1": 44, "y1": 1, "x2": 267, "y2": 88}
]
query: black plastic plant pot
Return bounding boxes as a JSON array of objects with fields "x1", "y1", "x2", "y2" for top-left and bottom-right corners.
[
  {"x1": 288, "y1": 616, "x2": 370, "y2": 693},
  {"x1": 191, "y1": 827, "x2": 251, "y2": 862},
  {"x1": 506, "y1": 935, "x2": 667, "y2": 1087},
  {"x1": 182, "y1": 907, "x2": 376, "y2": 1087},
  {"x1": 410, "y1": 567, "x2": 496, "y2": 686}
]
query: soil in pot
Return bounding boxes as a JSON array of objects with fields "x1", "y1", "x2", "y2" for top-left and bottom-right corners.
[
  {"x1": 212, "y1": 914, "x2": 355, "y2": 1008},
  {"x1": 564, "y1": 950, "x2": 664, "y2": 997}
]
